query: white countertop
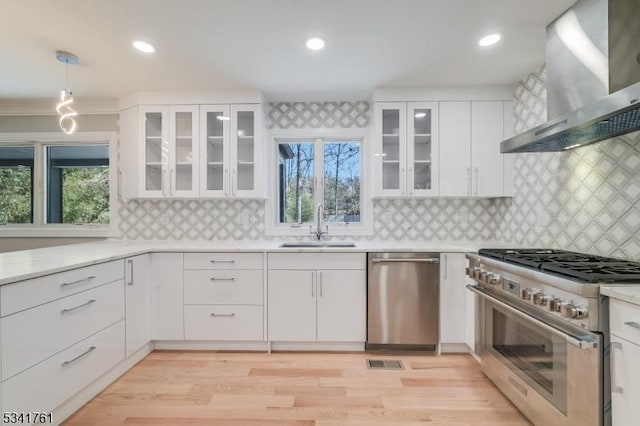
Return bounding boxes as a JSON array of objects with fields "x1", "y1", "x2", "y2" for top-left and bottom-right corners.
[
  {"x1": 0, "y1": 239, "x2": 514, "y2": 285},
  {"x1": 601, "y1": 285, "x2": 640, "y2": 306}
]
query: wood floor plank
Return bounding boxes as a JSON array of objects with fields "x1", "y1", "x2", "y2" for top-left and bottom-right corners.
[{"x1": 62, "y1": 351, "x2": 531, "y2": 425}]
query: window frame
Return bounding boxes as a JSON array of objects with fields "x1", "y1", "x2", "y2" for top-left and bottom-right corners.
[
  {"x1": 0, "y1": 131, "x2": 118, "y2": 237},
  {"x1": 265, "y1": 128, "x2": 373, "y2": 237}
]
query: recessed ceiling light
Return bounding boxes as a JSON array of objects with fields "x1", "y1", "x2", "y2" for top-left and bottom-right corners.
[
  {"x1": 414, "y1": 112, "x2": 427, "y2": 118},
  {"x1": 305, "y1": 36, "x2": 326, "y2": 51},
  {"x1": 478, "y1": 33, "x2": 502, "y2": 47},
  {"x1": 132, "y1": 40, "x2": 155, "y2": 53},
  {"x1": 216, "y1": 115, "x2": 230, "y2": 121}
]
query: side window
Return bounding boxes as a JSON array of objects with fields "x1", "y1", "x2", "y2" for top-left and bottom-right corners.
[{"x1": 0, "y1": 146, "x2": 34, "y2": 224}]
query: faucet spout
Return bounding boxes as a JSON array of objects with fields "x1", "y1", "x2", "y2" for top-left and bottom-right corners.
[{"x1": 313, "y1": 203, "x2": 327, "y2": 241}]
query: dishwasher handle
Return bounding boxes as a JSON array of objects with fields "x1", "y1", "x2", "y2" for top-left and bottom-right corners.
[{"x1": 371, "y1": 258, "x2": 439, "y2": 264}]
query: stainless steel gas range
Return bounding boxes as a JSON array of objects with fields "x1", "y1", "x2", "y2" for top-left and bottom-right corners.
[{"x1": 466, "y1": 249, "x2": 640, "y2": 426}]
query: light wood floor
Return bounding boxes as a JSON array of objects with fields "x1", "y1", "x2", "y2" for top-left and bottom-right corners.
[{"x1": 63, "y1": 351, "x2": 531, "y2": 426}]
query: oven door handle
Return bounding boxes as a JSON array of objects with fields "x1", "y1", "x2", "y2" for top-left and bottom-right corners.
[{"x1": 467, "y1": 284, "x2": 598, "y2": 350}]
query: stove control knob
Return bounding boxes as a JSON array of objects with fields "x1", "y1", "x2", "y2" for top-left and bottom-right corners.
[
  {"x1": 560, "y1": 302, "x2": 575, "y2": 318},
  {"x1": 570, "y1": 306, "x2": 588, "y2": 319},
  {"x1": 487, "y1": 273, "x2": 502, "y2": 285},
  {"x1": 533, "y1": 293, "x2": 549, "y2": 306},
  {"x1": 549, "y1": 297, "x2": 564, "y2": 312},
  {"x1": 521, "y1": 288, "x2": 537, "y2": 301},
  {"x1": 472, "y1": 267, "x2": 482, "y2": 280}
]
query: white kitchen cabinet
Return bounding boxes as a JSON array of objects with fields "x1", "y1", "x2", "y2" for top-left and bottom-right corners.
[
  {"x1": 609, "y1": 298, "x2": 640, "y2": 426},
  {"x1": 150, "y1": 253, "x2": 184, "y2": 340},
  {"x1": 439, "y1": 100, "x2": 512, "y2": 197},
  {"x1": 119, "y1": 105, "x2": 200, "y2": 198},
  {"x1": 267, "y1": 266, "x2": 366, "y2": 342},
  {"x1": 124, "y1": 254, "x2": 151, "y2": 357},
  {"x1": 200, "y1": 104, "x2": 262, "y2": 198},
  {"x1": 439, "y1": 253, "x2": 467, "y2": 345},
  {"x1": 373, "y1": 101, "x2": 438, "y2": 197}
]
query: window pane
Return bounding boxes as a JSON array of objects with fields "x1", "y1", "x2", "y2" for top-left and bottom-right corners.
[
  {"x1": 278, "y1": 142, "x2": 314, "y2": 223},
  {"x1": 323, "y1": 142, "x2": 361, "y2": 223},
  {"x1": 46, "y1": 145, "x2": 109, "y2": 224},
  {"x1": 0, "y1": 146, "x2": 34, "y2": 224}
]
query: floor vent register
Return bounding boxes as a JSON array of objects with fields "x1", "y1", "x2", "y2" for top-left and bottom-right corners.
[{"x1": 366, "y1": 359, "x2": 405, "y2": 370}]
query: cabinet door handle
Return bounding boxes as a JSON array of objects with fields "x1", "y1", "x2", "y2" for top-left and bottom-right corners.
[
  {"x1": 474, "y1": 167, "x2": 479, "y2": 196},
  {"x1": 444, "y1": 255, "x2": 448, "y2": 279},
  {"x1": 210, "y1": 277, "x2": 235, "y2": 282},
  {"x1": 127, "y1": 259, "x2": 134, "y2": 286},
  {"x1": 117, "y1": 169, "x2": 122, "y2": 198},
  {"x1": 170, "y1": 168, "x2": 175, "y2": 196},
  {"x1": 232, "y1": 169, "x2": 237, "y2": 196},
  {"x1": 224, "y1": 169, "x2": 229, "y2": 196},
  {"x1": 62, "y1": 346, "x2": 96, "y2": 367},
  {"x1": 466, "y1": 168, "x2": 471, "y2": 196},
  {"x1": 400, "y1": 168, "x2": 405, "y2": 195},
  {"x1": 624, "y1": 321, "x2": 640, "y2": 329},
  {"x1": 311, "y1": 271, "x2": 315, "y2": 298},
  {"x1": 162, "y1": 169, "x2": 167, "y2": 196},
  {"x1": 611, "y1": 341, "x2": 623, "y2": 394},
  {"x1": 210, "y1": 313, "x2": 235, "y2": 317},
  {"x1": 319, "y1": 271, "x2": 323, "y2": 297},
  {"x1": 61, "y1": 299, "x2": 96, "y2": 314},
  {"x1": 60, "y1": 275, "x2": 96, "y2": 288},
  {"x1": 409, "y1": 167, "x2": 414, "y2": 195}
]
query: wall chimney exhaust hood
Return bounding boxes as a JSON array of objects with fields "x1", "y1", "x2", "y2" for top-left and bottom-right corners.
[{"x1": 501, "y1": 0, "x2": 640, "y2": 153}]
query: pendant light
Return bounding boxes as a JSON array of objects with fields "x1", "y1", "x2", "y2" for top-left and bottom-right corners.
[{"x1": 55, "y1": 51, "x2": 79, "y2": 135}]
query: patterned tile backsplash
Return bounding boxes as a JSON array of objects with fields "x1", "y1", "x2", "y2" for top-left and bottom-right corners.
[
  {"x1": 496, "y1": 65, "x2": 640, "y2": 260},
  {"x1": 267, "y1": 101, "x2": 370, "y2": 129}
]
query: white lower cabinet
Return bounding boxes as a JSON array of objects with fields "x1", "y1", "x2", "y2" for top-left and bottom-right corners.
[
  {"x1": 267, "y1": 268, "x2": 366, "y2": 342},
  {"x1": 1, "y1": 280, "x2": 125, "y2": 380},
  {"x1": 609, "y1": 298, "x2": 640, "y2": 426},
  {"x1": 184, "y1": 305, "x2": 263, "y2": 341},
  {"x1": 150, "y1": 253, "x2": 184, "y2": 340},
  {"x1": 439, "y1": 253, "x2": 467, "y2": 345},
  {"x1": 2, "y1": 320, "x2": 125, "y2": 414},
  {"x1": 125, "y1": 254, "x2": 151, "y2": 357}
]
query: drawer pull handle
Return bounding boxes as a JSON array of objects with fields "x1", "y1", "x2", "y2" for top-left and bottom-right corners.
[
  {"x1": 62, "y1": 346, "x2": 96, "y2": 367},
  {"x1": 624, "y1": 321, "x2": 640, "y2": 329},
  {"x1": 611, "y1": 341, "x2": 624, "y2": 394},
  {"x1": 210, "y1": 260, "x2": 235, "y2": 264},
  {"x1": 210, "y1": 313, "x2": 235, "y2": 317},
  {"x1": 210, "y1": 277, "x2": 235, "y2": 281},
  {"x1": 61, "y1": 275, "x2": 96, "y2": 288},
  {"x1": 61, "y1": 299, "x2": 96, "y2": 314}
]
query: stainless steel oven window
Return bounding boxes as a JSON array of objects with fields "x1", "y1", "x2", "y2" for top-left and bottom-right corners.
[{"x1": 485, "y1": 301, "x2": 568, "y2": 414}]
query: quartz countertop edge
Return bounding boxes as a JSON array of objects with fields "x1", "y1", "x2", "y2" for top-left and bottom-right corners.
[
  {"x1": 601, "y1": 285, "x2": 640, "y2": 307},
  {"x1": 0, "y1": 239, "x2": 514, "y2": 286}
]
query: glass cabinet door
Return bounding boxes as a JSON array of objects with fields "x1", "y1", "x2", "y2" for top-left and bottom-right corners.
[
  {"x1": 171, "y1": 106, "x2": 199, "y2": 197},
  {"x1": 407, "y1": 102, "x2": 438, "y2": 196},
  {"x1": 375, "y1": 102, "x2": 406, "y2": 196},
  {"x1": 231, "y1": 104, "x2": 260, "y2": 196},
  {"x1": 141, "y1": 108, "x2": 168, "y2": 196},
  {"x1": 200, "y1": 105, "x2": 230, "y2": 196}
]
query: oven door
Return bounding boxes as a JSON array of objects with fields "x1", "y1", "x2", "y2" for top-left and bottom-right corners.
[{"x1": 468, "y1": 285, "x2": 602, "y2": 426}]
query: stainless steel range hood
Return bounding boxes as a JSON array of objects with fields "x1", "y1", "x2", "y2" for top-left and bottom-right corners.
[{"x1": 501, "y1": 0, "x2": 640, "y2": 153}]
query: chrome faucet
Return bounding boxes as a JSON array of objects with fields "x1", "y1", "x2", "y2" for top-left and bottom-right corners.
[{"x1": 311, "y1": 202, "x2": 328, "y2": 240}]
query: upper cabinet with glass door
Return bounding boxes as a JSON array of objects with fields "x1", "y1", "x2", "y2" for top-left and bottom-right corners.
[
  {"x1": 199, "y1": 104, "x2": 262, "y2": 198},
  {"x1": 373, "y1": 102, "x2": 438, "y2": 197},
  {"x1": 170, "y1": 106, "x2": 199, "y2": 197}
]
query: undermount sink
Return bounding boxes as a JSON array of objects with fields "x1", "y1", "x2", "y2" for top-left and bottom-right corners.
[{"x1": 279, "y1": 242, "x2": 356, "y2": 248}]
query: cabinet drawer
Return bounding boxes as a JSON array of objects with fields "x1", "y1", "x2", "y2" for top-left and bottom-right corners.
[
  {"x1": 184, "y1": 270, "x2": 263, "y2": 305},
  {"x1": 610, "y1": 299, "x2": 640, "y2": 345},
  {"x1": 268, "y1": 252, "x2": 365, "y2": 270},
  {"x1": 1, "y1": 260, "x2": 124, "y2": 317},
  {"x1": 184, "y1": 305, "x2": 263, "y2": 341},
  {"x1": 2, "y1": 320, "x2": 125, "y2": 414},
  {"x1": 184, "y1": 252, "x2": 263, "y2": 270},
  {"x1": 1, "y1": 280, "x2": 125, "y2": 380}
]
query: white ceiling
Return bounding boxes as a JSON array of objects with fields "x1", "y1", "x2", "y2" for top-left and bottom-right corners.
[{"x1": 0, "y1": 0, "x2": 575, "y2": 103}]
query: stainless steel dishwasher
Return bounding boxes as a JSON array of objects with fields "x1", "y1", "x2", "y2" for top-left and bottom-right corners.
[{"x1": 366, "y1": 252, "x2": 440, "y2": 351}]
